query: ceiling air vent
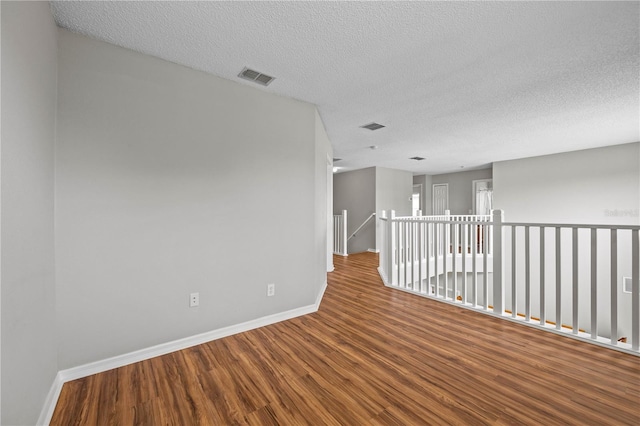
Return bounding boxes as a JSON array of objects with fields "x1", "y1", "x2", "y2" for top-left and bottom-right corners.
[
  {"x1": 238, "y1": 67, "x2": 275, "y2": 86},
  {"x1": 360, "y1": 122, "x2": 385, "y2": 131},
  {"x1": 410, "y1": 156, "x2": 425, "y2": 161},
  {"x1": 333, "y1": 158, "x2": 342, "y2": 162}
]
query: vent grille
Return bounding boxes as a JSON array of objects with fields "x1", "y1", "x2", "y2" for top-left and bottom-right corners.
[
  {"x1": 238, "y1": 67, "x2": 275, "y2": 86},
  {"x1": 360, "y1": 122, "x2": 385, "y2": 131},
  {"x1": 410, "y1": 156, "x2": 425, "y2": 161}
]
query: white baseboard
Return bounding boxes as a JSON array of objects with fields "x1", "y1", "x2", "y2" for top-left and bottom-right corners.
[
  {"x1": 367, "y1": 248, "x2": 380, "y2": 253},
  {"x1": 38, "y1": 284, "x2": 327, "y2": 425},
  {"x1": 36, "y1": 372, "x2": 64, "y2": 426},
  {"x1": 315, "y1": 280, "x2": 328, "y2": 307}
]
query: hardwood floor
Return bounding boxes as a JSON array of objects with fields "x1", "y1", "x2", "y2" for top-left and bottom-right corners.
[{"x1": 51, "y1": 252, "x2": 640, "y2": 425}]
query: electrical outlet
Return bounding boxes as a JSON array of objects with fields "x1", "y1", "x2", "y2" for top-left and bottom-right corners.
[
  {"x1": 190, "y1": 292, "x2": 199, "y2": 307},
  {"x1": 267, "y1": 283, "x2": 275, "y2": 297}
]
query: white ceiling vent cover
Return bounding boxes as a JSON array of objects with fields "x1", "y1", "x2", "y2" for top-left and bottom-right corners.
[{"x1": 238, "y1": 67, "x2": 275, "y2": 86}]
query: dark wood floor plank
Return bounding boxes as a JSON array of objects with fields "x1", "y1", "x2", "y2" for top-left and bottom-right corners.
[{"x1": 51, "y1": 252, "x2": 640, "y2": 425}]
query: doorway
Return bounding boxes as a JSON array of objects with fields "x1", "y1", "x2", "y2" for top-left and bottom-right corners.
[
  {"x1": 472, "y1": 179, "x2": 493, "y2": 215},
  {"x1": 412, "y1": 184, "x2": 422, "y2": 216}
]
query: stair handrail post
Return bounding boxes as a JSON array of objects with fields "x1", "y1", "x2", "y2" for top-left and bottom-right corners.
[
  {"x1": 341, "y1": 210, "x2": 348, "y2": 256},
  {"x1": 388, "y1": 210, "x2": 396, "y2": 285},
  {"x1": 492, "y1": 209, "x2": 505, "y2": 315}
]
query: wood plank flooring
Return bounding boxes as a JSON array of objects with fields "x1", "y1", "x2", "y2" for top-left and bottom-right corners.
[{"x1": 51, "y1": 252, "x2": 640, "y2": 425}]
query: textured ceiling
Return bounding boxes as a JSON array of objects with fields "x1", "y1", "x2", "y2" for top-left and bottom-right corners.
[{"x1": 51, "y1": 1, "x2": 640, "y2": 175}]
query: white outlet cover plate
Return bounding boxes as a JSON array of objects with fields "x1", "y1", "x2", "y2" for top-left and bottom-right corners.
[{"x1": 190, "y1": 292, "x2": 199, "y2": 307}]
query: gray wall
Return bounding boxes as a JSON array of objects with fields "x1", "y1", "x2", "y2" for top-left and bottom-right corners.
[
  {"x1": 55, "y1": 29, "x2": 330, "y2": 369},
  {"x1": 376, "y1": 167, "x2": 413, "y2": 250},
  {"x1": 376, "y1": 167, "x2": 413, "y2": 217},
  {"x1": 432, "y1": 168, "x2": 493, "y2": 214},
  {"x1": 334, "y1": 166, "x2": 413, "y2": 253},
  {"x1": 493, "y1": 143, "x2": 639, "y2": 224},
  {"x1": 1, "y1": 2, "x2": 59, "y2": 424},
  {"x1": 333, "y1": 168, "x2": 376, "y2": 253}
]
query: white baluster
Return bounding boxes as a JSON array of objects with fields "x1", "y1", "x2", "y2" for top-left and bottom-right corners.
[
  {"x1": 492, "y1": 210, "x2": 505, "y2": 315},
  {"x1": 555, "y1": 227, "x2": 562, "y2": 330},
  {"x1": 610, "y1": 229, "x2": 617, "y2": 344},
  {"x1": 540, "y1": 227, "x2": 546, "y2": 326},
  {"x1": 590, "y1": 228, "x2": 598, "y2": 339},
  {"x1": 512, "y1": 226, "x2": 517, "y2": 319},
  {"x1": 572, "y1": 228, "x2": 579, "y2": 335},
  {"x1": 525, "y1": 225, "x2": 531, "y2": 320},
  {"x1": 631, "y1": 229, "x2": 638, "y2": 351}
]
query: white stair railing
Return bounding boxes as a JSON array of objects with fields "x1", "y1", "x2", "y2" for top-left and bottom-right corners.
[
  {"x1": 348, "y1": 212, "x2": 376, "y2": 241},
  {"x1": 333, "y1": 210, "x2": 348, "y2": 256},
  {"x1": 378, "y1": 209, "x2": 640, "y2": 356}
]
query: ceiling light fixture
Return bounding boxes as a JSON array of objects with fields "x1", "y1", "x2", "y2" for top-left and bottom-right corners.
[
  {"x1": 238, "y1": 67, "x2": 275, "y2": 86},
  {"x1": 360, "y1": 122, "x2": 385, "y2": 131}
]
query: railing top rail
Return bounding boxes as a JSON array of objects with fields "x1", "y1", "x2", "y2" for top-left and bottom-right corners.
[
  {"x1": 390, "y1": 216, "x2": 492, "y2": 225},
  {"x1": 387, "y1": 218, "x2": 640, "y2": 230},
  {"x1": 394, "y1": 215, "x2": 492, "y2": 219},
  {"x1": 383, "y1": 215, "x2": 640, "y2": 230},
  {"x1": 502, "y1": 221, "x2": 640, "y2": 231},
  {"x1": 379, "y1": 209, "x2": 640, "y2": 230}
]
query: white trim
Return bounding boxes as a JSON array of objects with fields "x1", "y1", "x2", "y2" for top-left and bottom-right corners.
[
  {"x1": 315, "y1": 280, "x2": 328, "y2": 308},
  {"x1": 38, "y1": 284, "x2": 328, "y2": 425},
  {"x1": 327, "y1": 154, "x2": 334, "y2": 272},
  {"x1": 36, "y1": 372, "x2": 64, "y2": 426},
  {"x1": 367, "y1": 248, "x2": 380, "y2": 253}
]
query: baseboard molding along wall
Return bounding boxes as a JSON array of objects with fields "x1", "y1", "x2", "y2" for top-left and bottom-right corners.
[{"x1": 38, "y1": 281, "x2": 328, "y2": 425}]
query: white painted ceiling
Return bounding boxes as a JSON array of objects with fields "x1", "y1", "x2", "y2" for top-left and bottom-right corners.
[{"x1": 50, "y1": 1, "x2": 639, "y2": 175}]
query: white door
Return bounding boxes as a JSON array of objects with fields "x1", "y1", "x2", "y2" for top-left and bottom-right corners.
[{"x1": 433, "y1": 184, "x2": 449, "y2": 215}]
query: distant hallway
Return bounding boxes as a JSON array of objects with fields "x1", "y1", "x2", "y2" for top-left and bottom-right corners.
[{"x1": 52, "y1": 252, "x2": 640, "y2": 425}]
